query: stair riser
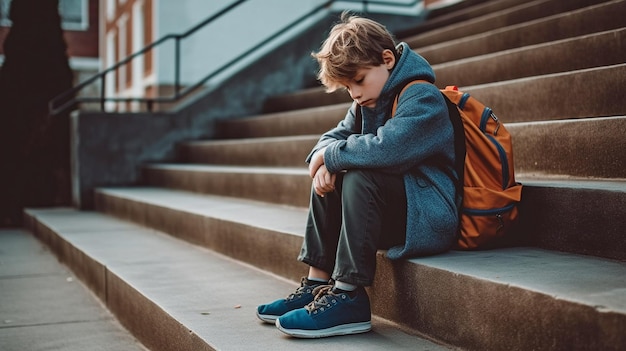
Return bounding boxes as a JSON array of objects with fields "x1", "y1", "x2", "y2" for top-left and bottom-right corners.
[
  {"x1": 468, "y1": 63, "x2": 626, "y2": 123},
  {"x1": 106, "y1": 269, "x2": 214, "y2": 351},
  {"x1": 418, "y1": 0, "x2": 626, "y2": 64},
  {"x1": 179, "y1": 137, "x2": 317, "y2": 166},
  {"x1": 24, "y1": 213, "x2": 107, "y2": 303},
  {"x1": 142, "y1": 167, "x2": 311, "y2": 208},
  {"x1": 517, "y1": 183, "x2": 626, "y2": 261},
  {"x1": 511, "y1": 117, "x2": 626, "y2": 178},
  {"x1": 435, "y1": 28, "x2": 626, "y2": 87},
  {"x1": 263, "y1": 88, "x2": 351, "y2": 114},
  {"x1": 407, "y1": 0, "x2": 609, "y2": 49},
  {"x1": 371, "y1": 255, "x2": 626, "y2": 351},
  {"x1": 218, "y1": 104, "x2": 347, "y2": 139}
]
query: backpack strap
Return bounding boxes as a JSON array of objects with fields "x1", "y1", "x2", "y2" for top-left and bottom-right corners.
[
  {"x1": 443, "y1": 92, "x2": 466, "y2": 212},
  {"x1": 391, "y1": 79, "x2": 430, "y2": 116}
]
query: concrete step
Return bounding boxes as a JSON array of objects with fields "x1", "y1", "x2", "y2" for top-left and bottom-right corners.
[
  {"x1": 265, "y1": 0, "x2": 625, "y2": 113},
  {"x1": 516, "y1": 178, "x2": 626, "y2": 261},
  {"x1": 435, "y1": 28, "x2": 626, "y2": 87},
  {"x1": 397, "y1": 0, "x2": 540, "y2": 37},
  {"x1": 510, "y1": 116, "x2": 626, "y2": 179},
  {"x1": 262, "y1": 87, "x2": 351, "y2": 114},
  {"x1": 74, "y1": 188, "x2": 626, "y2": 350},
  {"x1": 459, "y1": 63, "x2": 626, "y2": 123},
  {"x1": 0, "y1": 229, "x2": 147, "y2": 351},
  {"x1": 219, "y1": 65, "x2": 626, "y2": 147},
  {"x1": 252, "y1": 64, "x2": 626, "y2": 125},
  {"x1": 182, "y1": 115, "x2": 626, "y2": 179},
  {"x1": 219, "y1": 103, "x2": 348, "y2": 139},
  {"x1": 141, "y1": 164, "x2": 311, "y2": 207},
  {"x1": 416, "y1": 0, "x2": 626, "y2": 65},
  {"x1": 23, "y1": 208, "x2": 450, "y2": 351},
  {"x1": 139, "y1": 160, "x2": 626, "y2": 260},
  {"x1": 404, "y1": 0, "x2": 611, "y2": 49},
  {"x1": 178, "y1": 135, "x2": 318, "y2": 167}
]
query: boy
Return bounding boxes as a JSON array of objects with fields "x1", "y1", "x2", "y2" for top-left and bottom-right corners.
[{"x1": 256, "y1": 12, "x2": 460, "y2": 338}]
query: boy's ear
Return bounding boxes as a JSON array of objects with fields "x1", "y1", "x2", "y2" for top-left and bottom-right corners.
[{"x1": 382, "y1": 49, "x2": 396, "y2": 69}]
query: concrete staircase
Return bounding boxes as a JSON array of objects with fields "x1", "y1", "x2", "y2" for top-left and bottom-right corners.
[{"x1": 24, "y1": 0, "x2": 626, "y2": 350}]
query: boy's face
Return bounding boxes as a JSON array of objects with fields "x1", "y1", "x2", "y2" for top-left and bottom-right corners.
[{"x1": 340, "y1": 49, "x2": 396, "y2": 109}]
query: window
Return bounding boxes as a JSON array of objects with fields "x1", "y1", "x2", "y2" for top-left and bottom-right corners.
[
  {"x1": 59, "y1": 0, "x2": 88, "y2": 30},
  {"x1": 0, "y1": 0, "x2": 88, "y2": 30},
  {"x1": 106, "y1": 0, "x2": 115, "y2": 20},
  {"x1": 0, "y1": 0, "x2": 9, "y2": 25}
]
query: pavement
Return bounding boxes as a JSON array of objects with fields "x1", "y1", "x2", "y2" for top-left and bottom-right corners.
[{"x1": 0, "y1": 228, "x2": 147, "y2": 351}]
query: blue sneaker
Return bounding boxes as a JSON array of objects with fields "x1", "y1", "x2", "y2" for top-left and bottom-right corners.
[
  {"x1": 275, "y1": 285, "x2": 371, "y2": 338},
  {"x1": 256, "y1": 277, "x2": 329, "y2": 323}
]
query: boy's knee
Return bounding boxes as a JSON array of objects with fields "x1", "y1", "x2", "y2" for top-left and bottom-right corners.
[{"x1": 342, "y1": 170, "x2": 379, "y2": 195}]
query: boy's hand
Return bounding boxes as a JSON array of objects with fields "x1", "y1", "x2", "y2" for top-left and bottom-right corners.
[
  {"x1": 313, "y1": 165, "x2": 336, "y2": 197},
  {"x1": 308, "y1": 147, "x2": 327, "y2": 178}
]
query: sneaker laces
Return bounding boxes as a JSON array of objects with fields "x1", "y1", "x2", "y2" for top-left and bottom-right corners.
[
  {"x1": 285, "y1": 277, "x2": 319, "y2": 301},
  {"x1": 304, "y1": 284, "x2": 337, "y2": 313}
]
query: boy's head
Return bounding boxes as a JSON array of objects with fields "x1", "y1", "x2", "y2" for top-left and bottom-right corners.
[{"x1": 313, "y1": 12, "x2": 398, "y2": 93}]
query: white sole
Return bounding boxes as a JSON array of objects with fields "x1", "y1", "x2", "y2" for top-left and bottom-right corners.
[
  {"x1": 275, "y1": 319, "x2": 371, "y2": 338},
  {"x1": 256, "y1": 312, "x2": 278, "y2": 324}
]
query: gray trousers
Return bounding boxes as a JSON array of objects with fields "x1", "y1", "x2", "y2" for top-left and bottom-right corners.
[{"x1": 298, "y1": 169, "x2": 407, "y2": 286}]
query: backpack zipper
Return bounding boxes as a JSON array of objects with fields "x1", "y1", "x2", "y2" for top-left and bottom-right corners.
[{"x1": 463, "y1": 203, "x2": 516, "y2": 233}]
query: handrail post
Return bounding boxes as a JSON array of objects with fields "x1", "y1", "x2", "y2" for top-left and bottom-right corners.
[
  {"x1": 101, "y1": 74, "x2": 106, "y2": 112},
  {"x1": 175, "y1": 37, "x2": 181, "y2": 98}
]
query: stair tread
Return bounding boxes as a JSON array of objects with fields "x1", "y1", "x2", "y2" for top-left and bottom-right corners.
[
  {"x1": 410, "y1": 248, "x2": 626, "y2": 313},
  {"x1": 517, "y1": 177, "x2": 626, "y2": 192},
  {"x1": 415, "y1": 0, "x2": 626, "y2": 64},
  {"x1": 26, "y1": 208, "x2": 452, "y2": 350},
  {"x1": 405, "y1": 0, "x2": 610, "y2": 47},
  {"x1": 95, "y1": 187, "x2": 626, "y2": 313},
  {"x1": 99, "y1": 187, "x2": 308, "y2": 234}
]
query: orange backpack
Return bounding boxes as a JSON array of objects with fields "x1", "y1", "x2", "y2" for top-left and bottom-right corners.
[{"x1": 392, "y1": 82, "x2": 523, "y2": 249}]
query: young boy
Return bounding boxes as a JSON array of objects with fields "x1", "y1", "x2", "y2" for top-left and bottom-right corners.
[{"x1": 256, "y1": 12, "x2": 460, "y2": 338}]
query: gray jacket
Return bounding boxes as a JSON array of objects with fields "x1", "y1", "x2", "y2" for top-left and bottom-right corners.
[{"x1": 306, "y1": 42, "x2": 459, "y2": 259}]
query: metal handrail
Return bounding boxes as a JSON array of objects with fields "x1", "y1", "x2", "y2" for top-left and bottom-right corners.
[{"x1": 49, "y1": 0, "x2": 421, "y2": 115}]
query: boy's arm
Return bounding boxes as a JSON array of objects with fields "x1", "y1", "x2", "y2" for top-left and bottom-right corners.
[
  {"x1": 323, "y1": 84, "x2": 453, "y2": 174},
  {"x1": 304, "y1": 101, "x2": 360, "y2": 164}
]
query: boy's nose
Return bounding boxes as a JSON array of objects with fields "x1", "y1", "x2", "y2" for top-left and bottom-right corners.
[{"x1": 349, "y1": 88, "x2": 361, "y2": 101}]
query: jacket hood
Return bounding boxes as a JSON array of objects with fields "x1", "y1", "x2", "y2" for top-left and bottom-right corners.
[{"x1": 379, "y1": 42, "x2": 436, "y2": 104}]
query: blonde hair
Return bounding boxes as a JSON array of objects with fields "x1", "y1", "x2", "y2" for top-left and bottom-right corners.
[{"x1": 312, "y1": 12, "x2": 398, "y2": 92}]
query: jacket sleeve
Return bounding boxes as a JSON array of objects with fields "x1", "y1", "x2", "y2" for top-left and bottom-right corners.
[
  {"x1": 323, "y1": 83, "x2": 453, "y2": 174},
  {"x1": 305, "y1": 101, "x2": 360, "y2": 163}
]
